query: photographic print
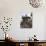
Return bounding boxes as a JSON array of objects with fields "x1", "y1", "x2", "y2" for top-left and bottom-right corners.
[{"x1": 20, "y1": 13, "x2": 33, "y2": 28}]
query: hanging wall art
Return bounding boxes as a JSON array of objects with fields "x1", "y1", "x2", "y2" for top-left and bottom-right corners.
[
  {"x1": 29, "y1": 0, "x2": 43, "y2": 8},
  {"x1": 20, "y1": 13, "x2": 33, "y2": 28}
]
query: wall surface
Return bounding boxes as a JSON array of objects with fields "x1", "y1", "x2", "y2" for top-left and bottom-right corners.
[{"x1": 0, "y1": 0, "x2": 46, "y2": 40}]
